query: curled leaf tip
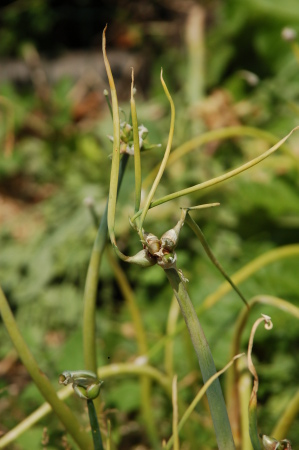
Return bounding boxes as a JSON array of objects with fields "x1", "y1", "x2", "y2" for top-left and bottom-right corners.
[{"x1": 261, "y1": 314, "x2": 273, "y2": 330}]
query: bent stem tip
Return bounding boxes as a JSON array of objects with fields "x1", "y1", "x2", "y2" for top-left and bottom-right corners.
[{"x1": 248, "y1": 314, "x2": 273, "y2": 450}]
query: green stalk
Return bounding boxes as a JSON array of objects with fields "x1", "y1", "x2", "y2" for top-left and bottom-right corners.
[
  {"x1": 84, "y1": 28, "x2": 130, "y2": 377},
  {"x1": 164, "y1": 268, "x2": 235, "y2": 449},
  {"x1": 171, "y1": 375, "x2": 180, "y2": 450},
  {"x1": 138, "y1": 70, "x2": 175, "y2": 231},
  {"x1": 132, "y1": 126, "x2": 299, "y2": 221},
  {"x1": 106, "y1": 249, "x2": 159, "y2": 447},
  {"x1": 87, "y1": 400, "x2": 104, "y2": 450},
  {"x1": 0, "y1": 286, "x2": 93, "y2": 450},
  {"x1": 130, "y1": 69, "x2": 142, "y2": 220},
  {"x1": 237, "y1": 356, "x2": 253, "y2": 450},
  {"x1": 83, "y1": 154, "x2": 129, "y2": 374},
  {"x1": 164, "y1": 296, "x2": 180, "y2": 377}
]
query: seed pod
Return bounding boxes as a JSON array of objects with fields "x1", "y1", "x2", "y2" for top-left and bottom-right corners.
[
  {"x1": 127, "y1": 249, "x2": 156, "y2": 267},
  {"x1": 144, "y1": 232, "x2": 161, "y2": 256}
]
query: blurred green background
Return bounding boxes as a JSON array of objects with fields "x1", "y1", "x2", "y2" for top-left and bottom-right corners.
[{"x1": 1, "y1": 0, "x2": 299, "y2": 448}]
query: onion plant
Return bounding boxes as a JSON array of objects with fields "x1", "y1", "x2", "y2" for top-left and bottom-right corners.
[{"x1": 1, "y1": 23, "x2": 299, "y2": 450}]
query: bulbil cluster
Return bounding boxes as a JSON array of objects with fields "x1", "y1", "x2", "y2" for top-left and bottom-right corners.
[{"x1": 141, "y1": 215, "x2": 185, "y2": 269}]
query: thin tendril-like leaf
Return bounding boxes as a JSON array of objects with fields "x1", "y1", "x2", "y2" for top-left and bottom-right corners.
[
  {"x1": 138, "y1": 69, "x2": 175, "y2": 232},
  {"x1": 132, "y1": 125, "x2": 299, "y2": 222},
  {"x1": 184, "y1": 211, "x2": 248, "y2": 308}
]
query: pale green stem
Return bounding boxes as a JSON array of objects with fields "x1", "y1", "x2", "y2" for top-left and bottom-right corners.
[
  {"x1": 237, "y1": 356, "x2": 253, "y2": 450},
  {"x1": 83, "y1": 155, "x2": 129, "y2": 374},
  {"x1": 164, "y1": 296, "x2": 180, "y2": 377},
  {"x1": 130, "y1": 69, "x2": 142, "y2": 220},
  {"x1": 0, "y1": 363, "x2": 172, "y2": 449},
  {"x1": 164, "y1": 267, "x2": 235, "y2": 449},
  {"x1": 138, "y1": 69, "x2": 175, "y2": 231},
  {"x1": 102, "y1": 26, "x2": 120, "y2": 247},
  {"x1": 165, "y1": 354, "x2": 243, "y2": 450},
  {"x1": 271, "y1": 388, "x2": 299, "y2": 440},
  {"x1": 132, "y1": 126, "x2": 299, "y2": 221},
  {"x1": 172, "y1": 375, "x2": 180, "y2": 450},
  {"x1": 83, "y1": 154, "x2": 129, "y2": 419},
  {"x1": 143, "y1": 125, "x2": 298, "y2": 190},
  {"x1": 106, "y1": 248, "x2": 159, "y2": 447},
  {"x1": 0, "y1": 286, "x2": 93, "y2": 450}
]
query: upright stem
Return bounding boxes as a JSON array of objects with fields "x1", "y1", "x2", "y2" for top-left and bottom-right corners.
[
  {"x1": 87, "y1": 400, "x2": 104, "y2": 450},
  {"x1": 83, "y1": 155, "x2": 129, "y2": 374},
  {"x1": 164, "y1": 268, "x2": 235, "y2": 449},
  {"x1": 138, "y1": 70, "x2": 175, "y2": 231},
  {"x1": 130, "y1": 69, "x2": 142, "y2": 219},
  {"x1": 0, "y1": 286, "x2": 93, "y2": 450}
]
